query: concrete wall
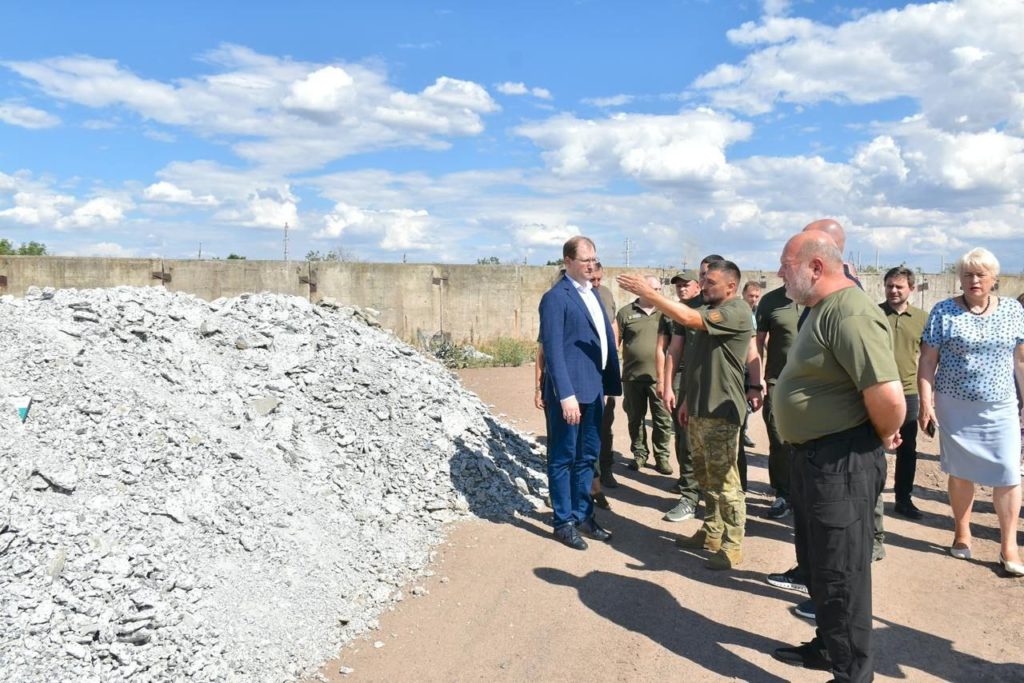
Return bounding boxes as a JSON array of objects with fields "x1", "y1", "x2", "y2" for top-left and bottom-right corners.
[{"x1": 2, "y1": 256, "x2": 1023, "y2": 344}]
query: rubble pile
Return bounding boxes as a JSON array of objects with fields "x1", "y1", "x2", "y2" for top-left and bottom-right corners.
[{"x1": 0, "y1": 286, "x2": 547, "y2": 682}]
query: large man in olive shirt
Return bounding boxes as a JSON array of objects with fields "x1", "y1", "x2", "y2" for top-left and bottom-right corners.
[
  {"x1": 880, "y1": 266, "x2": 927, "y2": 519},
  {"x1": 616, "y1": 275, "x2": 674, "y2": 473},
  {"x1": 771, "y1": 232, "x2": 904, "y2": 683},
  {"x1": 619, "y1": 260, "x2": 761, "y2": 570}
]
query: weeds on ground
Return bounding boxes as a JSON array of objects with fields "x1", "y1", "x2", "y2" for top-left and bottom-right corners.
[
  {"x1": 421, "y1": 333, "x2": 535, "y2": 369},
  {"x1": 477, "y1": 337, "x2": 536, "y2": 367}
]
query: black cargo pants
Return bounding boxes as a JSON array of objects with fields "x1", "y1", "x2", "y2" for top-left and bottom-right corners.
[{"x1": 791, "y1": 422, "x2": 885, "y2": 683}]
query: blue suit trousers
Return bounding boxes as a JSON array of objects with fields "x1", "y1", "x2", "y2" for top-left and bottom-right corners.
[{"x1": 545, "y1": 394, "x2": 604, "y2": 528}]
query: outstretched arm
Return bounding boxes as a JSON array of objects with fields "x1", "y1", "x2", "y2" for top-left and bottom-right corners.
[{"x1": 617, "y1": 274, "x2": 705, "y2": 330}]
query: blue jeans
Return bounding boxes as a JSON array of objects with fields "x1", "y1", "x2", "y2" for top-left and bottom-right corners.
[{"x1": 546, "y1": 395, "x2": 603, "y2": 528}]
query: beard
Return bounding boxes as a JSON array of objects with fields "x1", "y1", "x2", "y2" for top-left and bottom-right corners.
[{"x1": 785, "y1": 267, "x2": 814, "y2": 305}]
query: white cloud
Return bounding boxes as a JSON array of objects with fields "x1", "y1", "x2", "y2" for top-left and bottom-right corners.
[
  {"x1": 516, "y1": 109, "x2": 751, "y2": 183},
  {"x1": 4, "y1": 45, "x2": 500, "y2": 172},
  {"x1": 497, "y1": 81, "x2": 528, "y2": 95},
  {"x1": 0, "y1": 101, "x2": 60, "y2": 129},
  {"x1": 143, "y1": 181, "x2": 218, "y2": 206},
  {"x1": 583, "y1": 94, "x2": 635, "y2": 108},
  {"x1": 56, "y1": 197, "x2": 132, "y2": 230},
  {"x1": 0, "y1": 190, "x2": 75, "y2": 225},
  {"x1": 316, "y1": 202, "x2": 434, "y2": 250},
  {"x1": 282, "y1": 65, "x2": 356, "y2": 120},
  {"x1": 496, "y1": 81, "x2": 553, "y2": 100},
  {"x1": 695, "y1": 0, "x2": 1024, "y2": 130},
  {"x1": 66, "y1": 241, "x2": 136, "y2": 257},
  {"x1": 514, "y1": 223, "x2": 581, "y2": 247},
  {"x1": 213, "y1": 187, "x2": 298, "y2": 229}
]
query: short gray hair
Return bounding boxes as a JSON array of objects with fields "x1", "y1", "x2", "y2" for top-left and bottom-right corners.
[{"x1": 956, "y1": 247, "x2": 1000, "y2": 278}]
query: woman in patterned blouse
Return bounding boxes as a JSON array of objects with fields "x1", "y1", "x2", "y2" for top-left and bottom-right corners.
[{"x1": 918, "y1": 247, "x2": 1024, "y2": 577}]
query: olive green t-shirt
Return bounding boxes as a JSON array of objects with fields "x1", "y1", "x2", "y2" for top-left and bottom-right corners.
[
  {"x1": 879, "y1": 302, "x2": 926, "y2": 395},
  {"x1": 775, "y1": 286, "x2": 899, "y2": 444},
  {"x1": 683, "y1": 296, "x2": 753, "y2": 424},
  {"x1": 756, "y1": 286, "x2": 803, "y2": 384},
  {"x1": 617, "y1": 300, "x2": 672, "y2": 382},
  {"x1": 665, "y1": 295, "x2": 703, "y2": 376}
]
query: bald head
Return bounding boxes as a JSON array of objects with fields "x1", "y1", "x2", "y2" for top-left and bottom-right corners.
[
  {"x1": 802, "y1": 219, "x2": 847, "y2": 252},
  {"x1": 789, "y1": 232, "x2": 843, "y2": 270},
  {"x1": 778, "y1": 231, "x2": 848, "y2": 306}
]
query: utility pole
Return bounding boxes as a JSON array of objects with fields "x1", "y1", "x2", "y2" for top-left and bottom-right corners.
[
  {"x1": 623, "y1": 237, "x2": 634, "y2": 267},
  {"x1": 283, "y1": 222, "x2": 289, "y2": 262},
  {"x1": 198, "y1": 242, "x2": 202, "y2": 260}
]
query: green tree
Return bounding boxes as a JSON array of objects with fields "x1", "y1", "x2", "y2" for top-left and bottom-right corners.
[
  {"x1": 226, "y1": 253, "x2": 246, "y2": 260},
  {"x1": 0, "y1": 239, "x2": 47, "y2": 255},
  {"x1": 476, "y1": 256, "x2": 501, "y2": 265},
  {"x1": 545, "y1": 258, "x2": 564, "y2": 266},
  {"x1": 306, "y1": 246, "x2": 359, "y2": 262}
]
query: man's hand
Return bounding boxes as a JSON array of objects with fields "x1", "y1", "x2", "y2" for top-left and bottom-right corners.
[
  {"x1": 882, "y1": 431, "x2": 903, "y2": 452},
  {"x1": 663, "y1": 386, "x2": 676, "y2": 413},
  {"x1": 561, "y1": 396, "x2": 581, "y2": 425},
  {"x1": 676, "y1": 400, "x2": 688, "y2": 428},
  {"x1": 534, "y1": 388, "x2": 545, "y2": 410},
  {"x1": 617, "y1": 274, "x2": 658, "y2": 298},
  {"x1": 746, "y1": 388, "x2": 763, "y2": 412}
]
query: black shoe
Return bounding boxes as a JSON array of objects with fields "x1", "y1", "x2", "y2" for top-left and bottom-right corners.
[
  {"x1": 591, "y1": 492, "x2": 611, "y2": 510},
  {"x1": 894, "y1": 500, "x2": 923, "y2": 519},
  {"x1": 794, "y1": 598, "x2": 816, "y2": 620},
  {"x1": 600, "y1": 473, "x2": 619, "y2": 489},
  {"x1": 554, "y1": 523, "x2": 588, "y2": 550},
  {"x1": 577, "y1": 517, "x2": 612, "y2": 542},
  {"x1": 626, "y1": 460, "x2": 641, "y2": 471},
  {"x1": 772, "y1": 640, "x2": 831, "y2": 671},
  {"x1": 743, "y1": 434, "x2": 755, "y2": 448},
  {"x1": 765, "y1": 566, "x2": 808, "y2": 594}
]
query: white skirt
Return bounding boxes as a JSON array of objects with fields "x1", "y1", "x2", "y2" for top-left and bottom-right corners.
[{"x1": 935, "y1": 392, "x2": 1022, "y2": 487}]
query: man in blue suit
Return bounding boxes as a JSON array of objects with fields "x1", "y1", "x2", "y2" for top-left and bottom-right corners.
[{"x1": 539, "y1": 235, "x2": 622, "y2": 549}]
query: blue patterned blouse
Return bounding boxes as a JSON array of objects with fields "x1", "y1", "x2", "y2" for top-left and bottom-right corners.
[{"x1": 922, "y1": 297, "x2": 1024, "y2": 402}]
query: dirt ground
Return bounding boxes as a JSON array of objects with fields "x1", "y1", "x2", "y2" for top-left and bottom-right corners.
[{"x1": 316, "y1": 365, "x2": 1024, "y2": 682}]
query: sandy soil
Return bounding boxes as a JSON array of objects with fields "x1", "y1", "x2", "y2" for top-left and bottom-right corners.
[{"x1": 315, "y1": 364, "x2": 1023, "y2": 682}]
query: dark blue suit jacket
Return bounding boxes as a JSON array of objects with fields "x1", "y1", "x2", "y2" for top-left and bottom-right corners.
[{"x1": 539, "y1": 276, "x2": 622, "y2": 406}]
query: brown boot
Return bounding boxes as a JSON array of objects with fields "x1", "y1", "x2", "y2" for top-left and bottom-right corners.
[
  {"x1": 707, "y1": 547, "x2": 743, "y2": 570},
  {"x1": 675, "y1": 529, "x2": 722, "y2": 552}
]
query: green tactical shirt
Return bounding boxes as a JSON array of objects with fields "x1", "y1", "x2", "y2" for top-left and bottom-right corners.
[
  {"x1": 670, "y1": 293, "x2": 704, "y2": 376},
  {"x1": 775, "y1": 286, "x2": 899, "y2": 445},
  {"x1": 617, "y1": 300, "x2": 672, "y2": 382},
  {"x1": 683, "y1": 296, "x2": 752, "y2": 425},
  {"x1": 756, "y1": 286, "x2": 803, "y2": 385},
  {"x1": 879, "y1": 301, "x2": 926, "y2": 395}
]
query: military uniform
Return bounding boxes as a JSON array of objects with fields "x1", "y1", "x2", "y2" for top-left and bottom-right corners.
[
  {"x1": 880, "y1": 301, "x2": 927, "y2": 507},
  {"x1": 775, "y1": 286, "x2": 899, "y2": 683},
  {"x1": 755, "y1": 286, "x2": 803, "y2": 502},
  {"x1": 616, "y1": 300, "x2": 674, "y2": 470},
  {"x1": 683, "y1": 296, "x2": 752, "y2": 562},
  {"x1": 667, "y1": 294, "x2": 703, "y2": 504}
]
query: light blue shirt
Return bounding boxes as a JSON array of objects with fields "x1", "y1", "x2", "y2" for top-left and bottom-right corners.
[{"x1": 922, "y1": 297, "x2": 1024, "y2": 402}]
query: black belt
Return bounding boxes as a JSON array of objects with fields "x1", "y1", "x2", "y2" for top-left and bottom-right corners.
[{"x1": 790, "y1": 421, "x2": 872, "y2": 450}]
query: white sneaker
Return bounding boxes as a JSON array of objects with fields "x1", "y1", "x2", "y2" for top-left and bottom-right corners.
[{"x1": 663, "y1": 499, "x2": 696, "y2": 522}]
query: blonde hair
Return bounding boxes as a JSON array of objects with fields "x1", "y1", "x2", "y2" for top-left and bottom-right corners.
[{"x1": 956, "y1": 247, "x2": 1000, "y2": 278}]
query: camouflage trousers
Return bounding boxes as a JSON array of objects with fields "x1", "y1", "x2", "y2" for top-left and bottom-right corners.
[{"x1": 689, "y1": 416, "x2": 745, "y2": 551}]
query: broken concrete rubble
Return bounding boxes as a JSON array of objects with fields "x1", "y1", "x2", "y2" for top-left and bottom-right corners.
[{"x1": 0, "y1": 286, "x2": 548, "y2": 682}]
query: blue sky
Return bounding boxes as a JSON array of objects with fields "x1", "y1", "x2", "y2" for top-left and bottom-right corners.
[{"x1": 1, "y1": 0, "x2": 1022, "y2": 273}]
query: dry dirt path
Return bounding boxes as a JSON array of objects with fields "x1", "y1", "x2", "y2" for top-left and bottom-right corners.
[{"x1": 316, "y1": 365, "x2": 1024, "y2": 682}]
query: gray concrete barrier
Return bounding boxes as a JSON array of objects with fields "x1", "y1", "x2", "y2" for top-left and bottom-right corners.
[{"x1": 0, "y1": 256, "x2": 1021, "y2": 344}]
